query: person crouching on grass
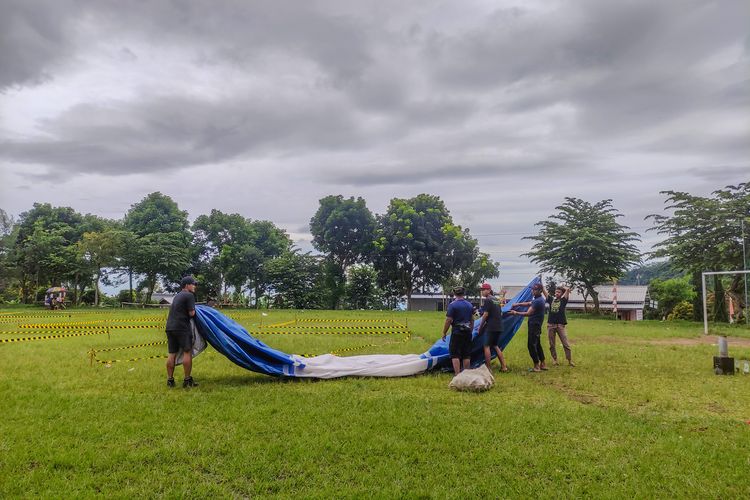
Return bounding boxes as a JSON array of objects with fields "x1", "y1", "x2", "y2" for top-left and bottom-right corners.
[
  {"x1": 441, "y1": 286, "x2": 474, "y2": 374},
  {"x1": 509, "y1": 283, "x2": 548, "y2": 372},
  {"x1": 477, "y1": 283, "x2": 508, "y2": 373},
  {"x1": 165, "y1": 275, "x2": 198, "y2": 388}
]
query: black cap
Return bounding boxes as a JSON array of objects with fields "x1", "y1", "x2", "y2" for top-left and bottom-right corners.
[
  {"x1": 180, "y1": 275, "x2": 198, "y2": 288},
  {"x1": 452, "y1": 286, "x2": 465, "y2": 296}
]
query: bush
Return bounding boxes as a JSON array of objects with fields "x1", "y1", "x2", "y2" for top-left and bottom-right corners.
[{"x1": 668, "y1": 301, "x2": 694, "y2": 321}]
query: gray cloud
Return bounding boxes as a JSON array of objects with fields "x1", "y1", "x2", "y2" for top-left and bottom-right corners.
[
  {"x1": 0, "y1": 0, "x2": 81, "y2": 89},
  {"x1": 0, "y1": 0, "x2": 748, "y2": 283},
  {"x1": 1, "y1": 93, "x2": 372, "y2": 175}
]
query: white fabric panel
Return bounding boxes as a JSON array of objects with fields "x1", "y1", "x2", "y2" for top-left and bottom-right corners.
[{"x1": 290, "y1": 353, "x2": 436, "y2": 379}]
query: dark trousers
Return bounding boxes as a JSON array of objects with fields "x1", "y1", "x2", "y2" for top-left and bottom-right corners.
[{"x1": 527, "y1": 322, "x2": 545, "y2": 364}]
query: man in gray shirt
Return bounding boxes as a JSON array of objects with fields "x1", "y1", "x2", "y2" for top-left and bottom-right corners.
[{"x1": 165, "y1": 276, "x2": 198, "y2": 388}]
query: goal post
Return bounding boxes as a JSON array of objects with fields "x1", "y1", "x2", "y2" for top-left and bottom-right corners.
[{"x1": 701, "y1": 270, "x2": 750, "y2": 335}]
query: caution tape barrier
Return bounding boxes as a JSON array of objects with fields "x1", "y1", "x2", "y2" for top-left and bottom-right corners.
[
  {"x1": 18, "y1": 323, "x2": 162, "y2": 330},
  {"x1": 0, "y1": 330, "x2": 109, "y2": 343}
]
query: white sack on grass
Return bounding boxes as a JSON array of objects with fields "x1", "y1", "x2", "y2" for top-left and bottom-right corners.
[{"x1": 448, "y1": 364, "x2": 495, "y2": 392}]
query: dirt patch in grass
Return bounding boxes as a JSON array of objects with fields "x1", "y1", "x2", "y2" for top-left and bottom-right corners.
[
  {"x1": 647, "y1": 336, "x2": 750, "y2": 347},
  {"x1": 596, "y1": 336, "x2": 750, "y2": 348}
]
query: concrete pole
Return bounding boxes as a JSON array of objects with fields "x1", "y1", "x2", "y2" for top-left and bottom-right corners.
[{"x1": 702, "y1": 272, "x2": 708, "y2": 336}]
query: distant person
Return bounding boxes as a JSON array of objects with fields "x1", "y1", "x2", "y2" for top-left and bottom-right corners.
[
  {"x1": 542, "y1": 285, "x2": 574, "y2": 366},
  {"x1": 509, "y1": 282, "x2": 548, "y2": 372},
  {"x1": 478, "y1": 283, "x2": 508, "y2": 373},
  {"x1": 165, "y1": 276, "x2": 198, "y2": 388},
  {"x1": 441, "y1": 286, "x2": 475, "y2": 374},
  {"x1": 44, "y1": 294, "x2": 52, "y2": 309}
]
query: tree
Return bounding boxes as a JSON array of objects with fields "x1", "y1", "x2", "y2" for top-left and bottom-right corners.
[
  {"x1": 0, "y1": 209, "x2": 19, "y2": 301},
  {"x1": 12, "y1": 203, "x2": 87, "y2": 303},
  {"x1": 439, "y1": 224, "x2": 499, "y2": 293},
  {"x1": 344, "y1": 264, "x2": 383, "y2": 309},
  {"x1": 124, "y1": 193, "x2": 192, "y2": 303},
  {"x1": 647, "y1": 182, "x2": 750, "y2": 322},
  {"x1": 524, "y1": 197, "x2": 641, "y2": 313},
  {"x1": 619, "y1": 260, "x2": 681, "y2": 285},
  {"x1": 77, "y1": 224, "x2": 128, "y2": 306},
  {"x1": 310, "y1": 195, "x2": 376, "y2": 309},
  {"x1": 265, "y1": 250, "x2": 325, "y2": 309},
  {"x1": 648, "y1": 276, "x2": 696, "y2": 320},
  {"x1": 373, "y1": 194, "x2": 477, "y2": 308},
  {"x1": 192, "y1": 211, "x2": 290, "y2": 305}
]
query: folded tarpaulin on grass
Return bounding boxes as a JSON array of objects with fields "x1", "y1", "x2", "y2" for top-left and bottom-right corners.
[{"x1": 193, "y1": 276, "x2": 540, "y2": 379}]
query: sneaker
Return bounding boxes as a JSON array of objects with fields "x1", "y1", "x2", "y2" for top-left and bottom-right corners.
[
  {"x1": 183, "y1": 377, "x2": 198, "y2": 388},
  {"x1": 167, "y1": 378, "x2": 175, "y2": 388}
]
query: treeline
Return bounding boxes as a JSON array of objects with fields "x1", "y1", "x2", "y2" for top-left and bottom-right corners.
[
  {"x1": 0, "y1": 193, "x2": 499, "y2": 309},
  {"x1": 0, "y1": 182, "x2": 747, "y2": 321},
  {"x1": 521, "y1": 183, "x2": 749, "y2": 323}
]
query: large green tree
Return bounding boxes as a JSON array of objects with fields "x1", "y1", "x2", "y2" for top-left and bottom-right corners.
[
  {"x1": 647, "y1": 182, "x2": 750, "y2": 322},
  {"x1": 524, "y1": 197, "x2": 641, "y2": 313},
  {"x1": 124, "y1": 192, "x2": 191, "y2": 302},
  {"x1": 373, "y1": 194, "x2": 479, "y2": 308},
  {"x1": 193, "y1": 211, "x2": 290, "y2": 305},
  {"x1": 310, "y1": 195, "x2": 376, "y2": 309},
  {"x1": 0, "y1": 209, "x2": 19, "y2": 301},
  {"x1": 265, "y1": 250, "x2": 325, "y2": 309},
  {"x1": 648, "y1": 276, "x2": 696, "y2": 320},
  {"x1": 77, "y1": 222, "x2": 128, "y2": 306},
  {"x1": 12, "y1": 203, "x2": 88, "y2": 303},
  {"x1": 344, "y1": 264, "x2": 384, "y2": 310}
]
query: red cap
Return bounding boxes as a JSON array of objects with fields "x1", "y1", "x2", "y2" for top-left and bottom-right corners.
[{"x1": 480, "y1": 283, "x2": 492, "y2": 290}]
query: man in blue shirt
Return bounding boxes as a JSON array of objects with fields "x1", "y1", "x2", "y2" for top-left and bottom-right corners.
[
  {"x1": 509, "y1": 283, "x2": 548, "y2": 372},
  {"x1": 441, "y1": 286, "x2": 475, "y2": 373}
]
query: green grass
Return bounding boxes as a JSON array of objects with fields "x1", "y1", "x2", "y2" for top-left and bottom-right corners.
[{"x1": 1, "y1": 308, "x2": 749, "y2": 498}]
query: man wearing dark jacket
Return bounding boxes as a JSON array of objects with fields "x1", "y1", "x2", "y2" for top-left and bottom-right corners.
[
  {"x1": 478, "y1": 283, "x2": 508, "y2": 373},
  {"x1": 509, "y1": 283, "x2": 548, "y2": 372},
  {"x1": 165, "y1": 276, "x2": 198, "y2": 388}
]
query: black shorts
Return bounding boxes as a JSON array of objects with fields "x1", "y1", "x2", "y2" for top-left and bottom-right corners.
[
  {"x1": 484, "y1": 330, "x2": 503, "y2": 348},
  {"x1": 166, "y1": 329, "x2": 193, "y2": 354},
  {"x1": 449, "y1": 328, "x2": 472, "y2": 359}
]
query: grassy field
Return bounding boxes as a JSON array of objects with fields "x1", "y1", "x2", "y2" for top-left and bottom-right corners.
[{"x1": 1, "y1": 307, "x2": 749, "y2": 498}]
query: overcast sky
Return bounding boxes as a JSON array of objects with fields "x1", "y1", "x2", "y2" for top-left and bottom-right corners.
[{"x1": 1, "y1": 0, "x2": 748, "y2": 286}]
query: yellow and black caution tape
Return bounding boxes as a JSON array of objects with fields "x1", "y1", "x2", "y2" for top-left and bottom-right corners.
[
  {"x1": 295, "y1": 318, "x2": 394, "y2": 323},
  {"x1": 0, "y1": 330, "x2": 109, "y2": 343},
  {"x1": 18, "y1": 319, "x2": 165, "y2": 328},
  {"x1": 1, "y1": 329, "x2": 105, "y2": 335},
  {"x1": 298, "y1": 329, "x2": 413, "y2": 357},
  {"x1": 18, "y1": 323, "x2": 161, "y2": 330},
  {"x1": 252, "y1": 329, "x2": 409, "y2": 336},
  {"x1": 259, "y1": 324, "x2": 402, "y2": 330},
  {"x1": 260, "y1": 320, "x2": 297, "y2": 328},
  {"x1": 88, "y1": 340, "x2": 168, "y2": 365}
]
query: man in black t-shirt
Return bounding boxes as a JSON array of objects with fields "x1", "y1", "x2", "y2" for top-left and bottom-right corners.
[
  {"x1": 165, "y1": 276, "x2": 198, "y2": 388},
  {"x1": 543, "y1": 285, "x2": 574, "y2": 366},
  {"x1": 478, "y1": 283, "x2": 507, "y2": 373}
]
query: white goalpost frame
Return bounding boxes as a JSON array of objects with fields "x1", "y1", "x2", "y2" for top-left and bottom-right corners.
[{"x1": 701, "y1": 270, "x2": 750, "y2": 335}]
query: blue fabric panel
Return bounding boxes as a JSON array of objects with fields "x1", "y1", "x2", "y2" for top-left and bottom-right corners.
[
  {"x1": 193, "y1": 276, "x2": 541, "y2": 377},
  {"x1": 425, "y1": 276, "x2": 541, "y2": 371},
  {"x1": 194, "y1": 305, "x2": 299, "y2": 377}
]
